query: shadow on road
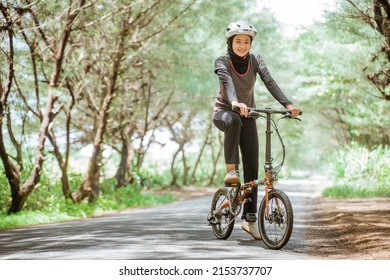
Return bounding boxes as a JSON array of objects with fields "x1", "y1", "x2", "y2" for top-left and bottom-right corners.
[{"x1": 0, "y1": 179, "x2": 324, "y2": 260}]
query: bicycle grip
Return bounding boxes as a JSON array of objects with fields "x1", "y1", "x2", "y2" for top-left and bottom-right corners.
[{"x1": 289, "y1": 110, "x2": 302, "y2": 115}]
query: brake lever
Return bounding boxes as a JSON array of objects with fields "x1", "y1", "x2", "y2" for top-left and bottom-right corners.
[
  {"x1": 280, "y1": 113, "x2": 301, "y2": 121},
  {"x1": 286, "y1": 110, "x2": 302, "y2": 121}
]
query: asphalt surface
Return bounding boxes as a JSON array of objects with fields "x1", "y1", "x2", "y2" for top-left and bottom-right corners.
[{"x1": 0, "y1": 179, "x2": 324, "y2": 260}]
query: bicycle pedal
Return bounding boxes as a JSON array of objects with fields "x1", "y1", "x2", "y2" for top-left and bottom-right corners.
[
  {"x1": 242, "y1": 198, "x2": 252, "y2": 205},
  {"x1": 207, "y1": 212, "x2": 215, "y2": 222}
]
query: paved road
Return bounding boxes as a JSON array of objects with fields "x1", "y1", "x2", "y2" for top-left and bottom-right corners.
[{"x1": 0, "y1": 179, "x2": 324, "y2": 260}]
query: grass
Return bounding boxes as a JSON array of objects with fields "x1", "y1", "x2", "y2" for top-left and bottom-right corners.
[
  {"x1": 0, "y1": 158, "x2": 215, "y2": 231},
  {"x1": 0, "y1": 190, "x2": 176, "y2": 231},
  {"x1": 0, "y1": 210, "x2": 79, "y2": 230},
  {"x1": 1, "y1": 144, "x2": 388, "y2": 230},
  {"x1": 323, "y1": 185, "x2": 390, "y2": 198},
  {"x1": 323, "y1": 144, "x2": 390, "y2": 198},
  {"x1": 0, "y1": 176, "x2": 177, "y2": 230}
]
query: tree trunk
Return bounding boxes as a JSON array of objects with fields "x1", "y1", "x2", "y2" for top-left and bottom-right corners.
[
  {"x1": 208, "y1": 133, "x2": 223, "y2": 186},
  {"x1": 47, "y1": 131, "x2": 72, "y2": 201},
  {"x1": 115, "y1": 125, "x2": 135, "y2": 188},
  {"x1": 191, "y1": 118, "x2": 212, "y2": 184},
  {"x1": 72, "y1": 15, "x2": 130, "y2": 203},
  {"x1": 1, "y1": 0, "x2": 86, "y2": 213},
  {"x1": 170, "y1": 147, "x2": 181, "y2": 188},
  {"x1": 181, "y1": 149, "x2": 190, "y2": 186},
  {"x1": 9, "y1": 88, "x2": 58, "y2": 213},
  {"x1": 0, "y1": 129, "x2": 21, "y2": 213},
  {"x1": 72, "y1": 80, "x2": 116, "y2": 203}
]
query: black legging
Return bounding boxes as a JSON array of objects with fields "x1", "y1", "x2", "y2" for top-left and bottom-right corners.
[{"x1": 213, "y1": 109, "x2": 259, "y2": 220}]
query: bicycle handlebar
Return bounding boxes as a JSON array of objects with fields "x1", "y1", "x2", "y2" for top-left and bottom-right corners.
[{"x1": 247, "y1": 107, "x2": 302, "y2": 119}]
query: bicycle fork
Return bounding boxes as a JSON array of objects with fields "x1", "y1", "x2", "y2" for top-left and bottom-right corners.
[{"x1": 263, "y1": 171, "x2": 280, "y2": 220}]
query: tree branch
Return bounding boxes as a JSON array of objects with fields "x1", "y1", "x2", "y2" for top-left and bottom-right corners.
[
  {"x1": 134, "y1": 0, "x2": 197, "y2": 46},
  {"x1": 0, "y1": 3, "x2": 15, "y2": 104}
]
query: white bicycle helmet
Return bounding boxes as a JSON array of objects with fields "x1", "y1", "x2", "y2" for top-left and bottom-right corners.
[{"x1": 225, "y1": 21, "x2": 257, "y2": 40}]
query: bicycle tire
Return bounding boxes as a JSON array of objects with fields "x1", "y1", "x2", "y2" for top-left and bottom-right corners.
[
  {"x1": 210, "y1": 187, "x2": 235, "y2": 240},
  {"x1": 258, "y1": 189, "x2": 293, "y2": 249}
]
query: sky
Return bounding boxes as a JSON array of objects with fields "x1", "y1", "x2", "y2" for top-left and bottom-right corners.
[{"x1": 257, "y1": 0, "x2": 336, "y2": 26}]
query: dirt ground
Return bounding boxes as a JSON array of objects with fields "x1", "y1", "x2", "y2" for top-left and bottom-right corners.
[
  {"x1": 306, "y1": 196, "x2": 390, "y2": 259},
  {"x1": 178, "y1": 186, "x2": 390, "y2": 260}
]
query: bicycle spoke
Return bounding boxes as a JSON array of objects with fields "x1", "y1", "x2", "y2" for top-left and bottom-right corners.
[
  {"x1": 209, "y1": 188, "x2": 236, "y2": 240},
  {"x1": 259, "y1": 190, "x2": 293, "y2": 249}
]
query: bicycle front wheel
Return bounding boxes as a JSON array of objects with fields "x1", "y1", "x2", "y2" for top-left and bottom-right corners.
[
  {"x1": 258, "y1": 189, "x2": 293, "y2": 250},
  {"x1": 210, "y1": 187, "x2": 235, "y2": 240}
]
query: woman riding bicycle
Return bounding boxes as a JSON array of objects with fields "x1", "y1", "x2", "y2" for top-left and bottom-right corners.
[{"x1": 212, "y1": 20, "x2": 300, "y2": 240}]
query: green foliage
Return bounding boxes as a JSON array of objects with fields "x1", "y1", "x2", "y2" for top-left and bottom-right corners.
[
  {"x1": 0, "y1": 173, "x2": 175, "y2": 230},
  {"x1": 0, "y1": 170, "x2": 11, "y2": 212},
  {"x1": 289, "y1": 8, "x2": 390, "y2": 149},
  {"x1": 0, "y1": 157, "x2": 176, "y2": 229},
  {"x1": 99, "y1": 182, "x2": 174, "y2": 211},
  {"x1": 132, "y1": 165, "x2": 172, "y2": 189},
  {"x1": 324, "y1": 144, "x2": 390, "y2": 198},
  {"x1": 0, "y1": 210, "x2": 75, "y2": 231}
]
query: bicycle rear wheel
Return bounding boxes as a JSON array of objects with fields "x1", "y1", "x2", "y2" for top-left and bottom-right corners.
[
  {"x1": 209, "y1": 187, "x2": 235, "y2": 240},
  {"x1": 258, "y1": 189, "x2": 293, "y2": 249}
]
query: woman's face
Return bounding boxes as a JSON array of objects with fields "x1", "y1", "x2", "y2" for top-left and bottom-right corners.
[{"x1": 232, "y1": 34, "x2": 251, "y2": 57}]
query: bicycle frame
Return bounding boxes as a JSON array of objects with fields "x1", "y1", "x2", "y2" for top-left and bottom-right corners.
[
  {"x1": 229, "y1": 108, "x2": 297, "y2": 218},
  {"x1": 255, "y1": 108, "x2": 288, "y2": 217},
  {"x1": 208, "y1": 107, "x2": 301, "y2": 248}
]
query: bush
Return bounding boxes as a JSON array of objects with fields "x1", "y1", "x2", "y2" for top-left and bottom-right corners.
[
  {"x1": 0, "y1": 165, "x2": 175, "y2": 230},
  {"x1": 324, "y1": 144, "x2": 390, "y2": 198},
  {"x1": 0, "y1": 170, "x2": 11, "y2": 213}
]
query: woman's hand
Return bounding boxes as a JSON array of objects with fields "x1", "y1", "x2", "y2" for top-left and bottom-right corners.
[
  {"x1": 232, "y1": 101, "x2": 248, "y2": 117},
  {"x1": 286, "y1": 104, "x2": 301, "y2": 118}
]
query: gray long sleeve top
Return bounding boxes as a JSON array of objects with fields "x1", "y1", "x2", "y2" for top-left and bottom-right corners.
[{"x1": 213, "y1": 53, "x2": 292, "y2": 112}]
